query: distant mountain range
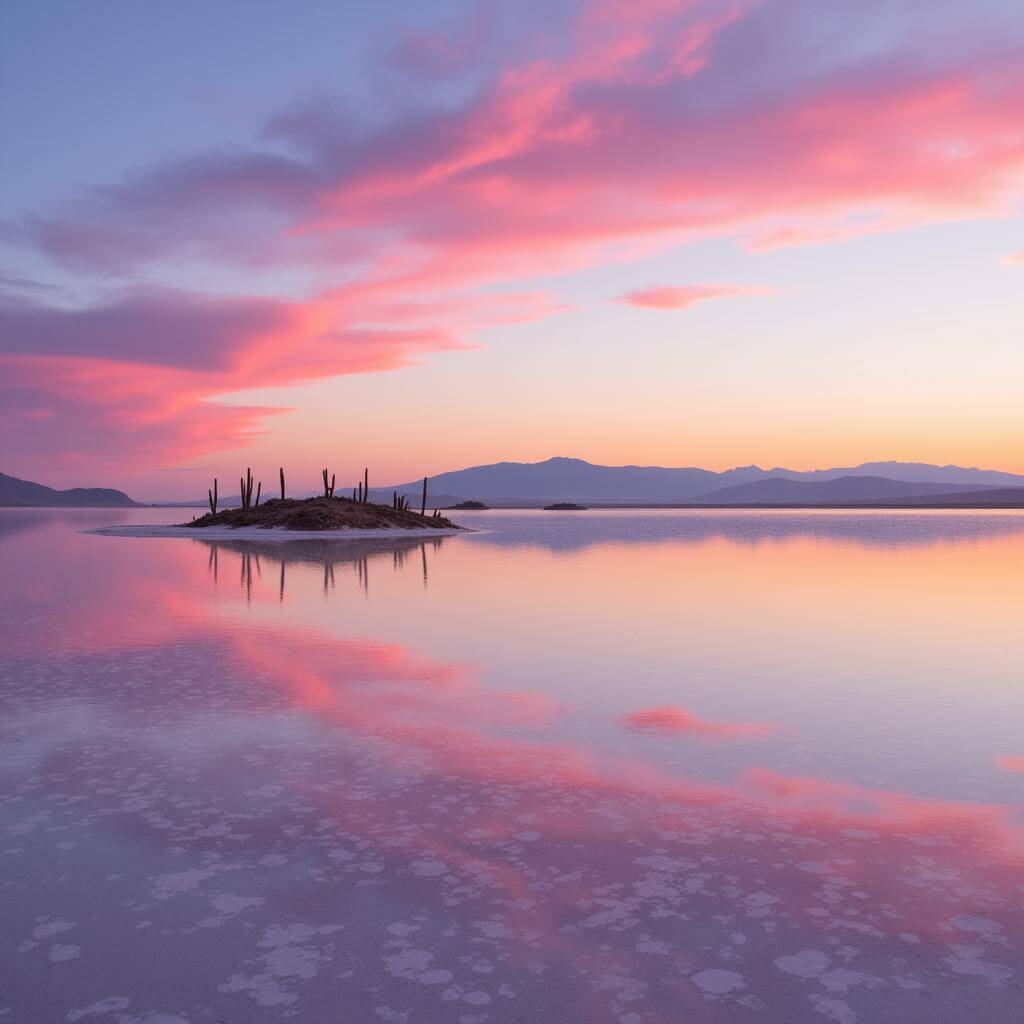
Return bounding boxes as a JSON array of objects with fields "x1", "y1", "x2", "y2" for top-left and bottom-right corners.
[
  {"x1": 0, "y1": 471, "x2": 138, "y2": 507},
  {"x1": 690, "y1": 475, "x2": 983, "y2": 504},
  {"x1": 5, "y1": 458, "x2": 1024, "y2": 509},
  {"x1": 389, "y1": 457, "x2": 1024, "y2": 506}
]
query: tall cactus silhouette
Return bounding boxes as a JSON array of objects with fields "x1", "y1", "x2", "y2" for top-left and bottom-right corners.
[
  {"x1": 279, "y1": 467, "x2": 285, "y2": 501},
  {"x1": 322, "y1": 469, "x2": 335, "y2": 498},
  {"x1": 240, "y1": 468, "x2": 254, "y2": 510},
  {"x1": 208, "y1": 478, "x2": 218, "y2": 514}
]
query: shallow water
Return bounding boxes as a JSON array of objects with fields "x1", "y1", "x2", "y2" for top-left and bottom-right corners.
[{"x1": 2, "y1": 507, "x2": 1023, "y2": 1023}]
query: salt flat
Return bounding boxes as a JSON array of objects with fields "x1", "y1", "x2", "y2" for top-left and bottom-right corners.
[{"x1": 3, "y1": 507, "x2": 1022, "y2": 1024}]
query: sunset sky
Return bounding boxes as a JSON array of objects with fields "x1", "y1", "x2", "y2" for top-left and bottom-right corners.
[{"x1": 2, "y1": 0, "x2": 1023, "y2": 498}]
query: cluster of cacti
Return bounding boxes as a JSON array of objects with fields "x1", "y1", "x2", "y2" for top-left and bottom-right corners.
[
  {"x1": 205, "y1": 468, "x2": 437, "y2": 518},
  {"x1": 240, "y1": 468, "x2": 258, "y2": 510}
]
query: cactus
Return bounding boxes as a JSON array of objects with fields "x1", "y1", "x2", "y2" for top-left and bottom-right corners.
[
  {"x1": 322, "y1": 469, "x2": 336, "y2": 498},
  {"x1": 363, "y1": 467, "x2": 369, "y2": 503},
  {"x1": 280, "y1": 467, "x2": 285, "y2": 501},
  {"x1": 208, "y1": 478, "x2": 218, "y2": 514},
  {"x1": 421, "y1": 477, "x2": 427, "y2": 517},
  {"x1": 240, "y1": 468, "x2": 254, "y2": 510},
  {"x1": 352, "y1": 487, "x2": 357, "y2": 501},
  {"x1": 255, "y1": 481, "x2": 261, "y2": 508}
]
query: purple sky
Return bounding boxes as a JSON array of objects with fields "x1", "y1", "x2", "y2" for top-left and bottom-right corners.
[{"x1": 2, "y1": 0, "x2": 1023, "y2": 496}]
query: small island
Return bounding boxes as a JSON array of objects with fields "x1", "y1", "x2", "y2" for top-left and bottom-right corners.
[
  {"x1": 447, "y1": 500, "x2": 490, "y2": 510},
  {"x1": 543, "y1": 502, "x2": 588, "y2": 510},
  {"x1": 183, "y1": 496, "x2": 459, "y2": 532}
]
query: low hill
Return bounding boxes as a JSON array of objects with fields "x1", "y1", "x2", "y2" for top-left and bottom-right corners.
[
  {"x1": 691, "y1": 475, "x2": 983, "y2": 505},
  {"x1": 0, "y1": 471, "x2": 138, "y2": 507},
  {"x1": 852, "y1": 487, "x2": 1024, "y2": 507},
  {"x1": 771, "y1": 461, "x2": 1024, "y2": 487}
]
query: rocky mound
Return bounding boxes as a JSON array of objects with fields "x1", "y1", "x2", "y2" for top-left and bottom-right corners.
[{"x1": 181, "y1": 497, "x2": 460, "y2": 531}]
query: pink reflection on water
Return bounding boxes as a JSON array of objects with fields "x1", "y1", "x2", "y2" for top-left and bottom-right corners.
[
  {"x1": 2, "y1": 511, "x2": 1024, "y2": 1021},
  {"x1": 623, "y1": 705, "x2": 775, "y2": 740}
]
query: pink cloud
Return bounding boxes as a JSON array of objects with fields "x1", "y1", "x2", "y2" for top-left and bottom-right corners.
[
  {"x1": 0, "y1": 289, "x2": 486, "y2": 468},
  {"x1": 622, "y1": 705, "x2": 774, "y2": 740},
  {"x1": 997, "y1": 755, "x2": 1024, "y2": 773},
  {"x1": 23, "y1": 3, "x2": 1024, "y2": 285},
  {"x1": 6, "y1": 0, "x2": 1024, "y2": 471},
  {"x1": 0, "y1": 281, "x2": 565, "y2": 469},
  {"x1": 620, "y1": 283, "x2": 766, "y2": 309},
  {"x1": 1004, "y1": 250, "x2": 1024, "y2": 265}
]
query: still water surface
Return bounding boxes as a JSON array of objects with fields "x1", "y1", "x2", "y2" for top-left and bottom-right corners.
[{"x1": 2, "y1": 508, "x2": 1023, "y2": 1022}]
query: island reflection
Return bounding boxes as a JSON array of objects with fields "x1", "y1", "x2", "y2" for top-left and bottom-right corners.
[{"x1": 196, "y1": 534, "x2": 449, "y2": 599}]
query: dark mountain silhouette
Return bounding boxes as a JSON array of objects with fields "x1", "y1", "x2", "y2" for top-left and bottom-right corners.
[
  {"x1": 691, "y1": 475, "x2": 983, "y2": 504},
  {"x1": 392, "y1": 457, "x2": 763, "y2": 503},
  {"x1": 388, "y1": 457, "x2": 1024, "y2": 505},
  {"x1": 154, "y1": 459, "x2": 1024, "y2": 508},
  {"x1": 0, "y1": 471, "x2": 138, "y2": 507}
]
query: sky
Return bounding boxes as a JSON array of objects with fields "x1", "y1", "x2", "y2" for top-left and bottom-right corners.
[{"x1": 1, "y1": 0, "x2": 1023, "y2": 499}]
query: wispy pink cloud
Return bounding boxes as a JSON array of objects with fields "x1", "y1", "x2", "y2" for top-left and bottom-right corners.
[
  {"x1": 1004, "y1": 250, "x2": 1024, "y2": 265},
  {"x1": 0, "y1": 286, "x2": 560, "y2": 467},
  {"x1": 622, "y1": 705, "x2": 774, "y2": 741},
  {"x1": 619, "y1": 283, "x2": 767, "y2": 309},
  {"x1": 996, "y1": 755, "x2": 1024, "y2": 773}
]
